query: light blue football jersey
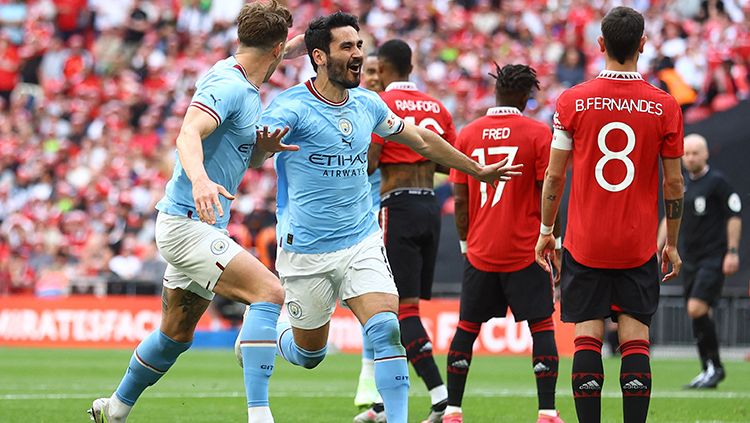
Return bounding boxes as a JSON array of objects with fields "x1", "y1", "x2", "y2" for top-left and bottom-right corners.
[
  {"x1": 156, "y1": 57, "x2": 260, "y2": 229},
  {"x1": 369, "y1": 168, "x2": 381, "y2": 216},
  {"x1": 263, "y1": 79, "x2": 404, "y2": 254}
]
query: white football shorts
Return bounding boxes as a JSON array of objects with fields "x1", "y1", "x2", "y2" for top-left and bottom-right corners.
[
  {"x1": 276, "y1": 231, "x2": 398, "y2": 330},
  {"x1": 155, "y1": 212, "x2": 243, "y2": 300}
]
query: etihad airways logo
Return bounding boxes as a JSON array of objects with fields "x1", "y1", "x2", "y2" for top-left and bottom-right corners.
[{"x1": 308, "y1": 152, "x2": 367, "y2": 167}]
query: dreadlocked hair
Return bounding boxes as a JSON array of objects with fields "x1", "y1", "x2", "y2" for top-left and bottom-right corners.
[{"x1": 490, "y1": 63, "x2": 540, "y2": 97}]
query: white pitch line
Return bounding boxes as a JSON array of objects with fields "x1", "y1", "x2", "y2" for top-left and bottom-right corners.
[{"x1": 1, "y1": 390, "x2": 749, "y2": 400}]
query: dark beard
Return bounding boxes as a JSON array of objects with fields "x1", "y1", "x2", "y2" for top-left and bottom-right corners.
[{"x1": 326, "y1": 59, "x2": 359, "y2": 89}]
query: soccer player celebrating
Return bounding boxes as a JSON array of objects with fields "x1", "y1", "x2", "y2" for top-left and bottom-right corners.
[
  {"x1": 88, "y1": 2, "x2": 302, "y2": 423},
  {"x1": 359, "y1": 38, "x2": 457, "y2": 423},
  {"x1": 535, "y1": 7, "x2": 685, "y2": 423},
  {"x1": 255, "y1": 12, "x2": 521, "y2": 423},
  {"x1": 353, "y1": 52, "x2": 386, "y2": 418},
  {"x1": 444, "y1": 64, "x2": 563, "y2": 423},
  {"x1": 658, "y1": 133, "x2": 742, "y2": 389}
]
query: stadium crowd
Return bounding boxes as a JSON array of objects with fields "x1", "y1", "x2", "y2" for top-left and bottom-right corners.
[{"x1": 1, "y1": 0, "x2": 749, "y2": 296}]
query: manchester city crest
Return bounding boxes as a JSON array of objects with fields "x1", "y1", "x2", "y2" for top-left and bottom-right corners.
[
  {"x1": 339, "y1": 118, "x2": 353, "y2": 136},
  {"x1": 210, "y1": 239, "x2": 228, "y2": 255}
]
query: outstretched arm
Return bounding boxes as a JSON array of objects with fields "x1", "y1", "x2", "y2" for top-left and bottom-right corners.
[
  {"x1": 386, "y1": 123, "x2": 522, "y2": 184},
  {"x1": 249, "y1": 126, "x2": 297, "y2": 169}
]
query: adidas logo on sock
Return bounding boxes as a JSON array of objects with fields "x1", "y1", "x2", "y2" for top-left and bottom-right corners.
[
  {"x1": 451, "y1": 359, "x2": 469, "y2": 369},
  {"x1": 578, "y1": 380, "x2": 601, "y2": 391},
  {"x1": 420, "y1": 342, "x2": 433, "y2": 353},
  {"x1": 623, "y1": 379, "x2": 647, "y2": 390},
  {"x1": 533, "y1": 362, "x2": 550, "y2": 373}
]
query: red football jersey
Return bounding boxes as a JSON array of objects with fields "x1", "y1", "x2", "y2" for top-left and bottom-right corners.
[
  {"x1": 450, "y1": 107, "x2": 552, "y2": 272},
  {"x1": 372, "y1": 82, "x2": 457, "y2": 162},
  {"x1": 552, "y1": 70, "x2": 684, "y2": 269}
]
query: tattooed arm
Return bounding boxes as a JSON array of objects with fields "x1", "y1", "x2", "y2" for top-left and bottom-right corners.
[
  {"x1": 661, "y1": 157, "x2": 685, "y2": 281},
  {"x1": 535, "y1": 147, "x2": 571, "y2": 272}
]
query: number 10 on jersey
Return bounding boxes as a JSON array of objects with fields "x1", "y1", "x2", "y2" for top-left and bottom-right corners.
[{"x1": 471, "y1": 146, "x2": 518, "y2": 208}]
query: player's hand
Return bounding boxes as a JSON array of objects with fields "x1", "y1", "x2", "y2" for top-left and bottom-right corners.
[
  {"x1": 723, "y1": 251, "x2": 740, "y2": 276},
  {"x1": 660, "y1": 244, "x2": 682, "y2": 282},
  {"x1": 474, "y1": 157, "x2": 523, "y2": 185},
  {"x1": 283, "y1": 34, "x2": 307, "y2": 60},
  {"x1": 256, "y1": 126, "x2": 298, "y2": 154},
  {"x1": 192, "y1": 176, "x2": 235, "y2": 225},
  {"x1": 535, "y1": 233, "x2": 558, "y2": 275}
]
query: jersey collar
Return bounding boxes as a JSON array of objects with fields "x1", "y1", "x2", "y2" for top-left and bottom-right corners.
[
  {"x1": 597, "y1": 70, "x2": 643, "y2": 81},
  {"x1": 305, "y1": 78, "x2": 349, "y2": 106},
  {"x1": 385, "y1": 81, "x2": 418, "y2": 92},
  {"x1": 231, "y1": 57, "x2": 259, "y2": 91},
  {"x1": 486, "y1": 106, "x2": 522, "y2": 116}
]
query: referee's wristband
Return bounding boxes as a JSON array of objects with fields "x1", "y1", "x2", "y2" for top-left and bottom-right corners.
[
  {"x1": 555, "y1": 237, "x2": 562, "y2": 250},
  {"x1": 540, "y1": 223, "x2": 554, "y2": 235},
  {"x1": 459, "y1": 240, "x2": 467, "y2": 254}
]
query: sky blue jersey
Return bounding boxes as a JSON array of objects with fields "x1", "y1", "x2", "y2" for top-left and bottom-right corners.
[
  {"x1": 156, "y1": 57, "x2": 260, "y2": 229},
  {"x1": 263, "y1": 79, "x2": 405, "y2": 254}
]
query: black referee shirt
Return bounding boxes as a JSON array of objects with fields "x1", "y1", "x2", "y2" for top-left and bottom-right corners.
[{"x1": 679, "y1": 167, "x2": 742, "y2": 264}]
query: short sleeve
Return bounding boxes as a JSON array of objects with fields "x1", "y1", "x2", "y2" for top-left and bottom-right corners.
[
  {"x1": 535, "y1": 125, "x2": 553, "y2": 182},
  {"x1": 660, "y1": 100, "x2": 684, "y2": 158},
  {"x1": 449, "y1": 128, "x2": 469, "y2": 184},
  {"x1": 368, "y1": 94, "x2": 405, "y2": 138},
  {"x1": 551, "y1": 92, "x2": 574, "y2": 150},
  {"x1": 190, "y1": 74, "x2": 242, "y2": 126},
  {"x1": 371, "y1": 133, "x2": 385, "y2": 145},
  {"x1": 717, "y1": 176, "x2": 742, "y2": 218}
]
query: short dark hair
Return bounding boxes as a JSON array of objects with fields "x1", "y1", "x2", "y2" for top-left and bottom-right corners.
[
  {"x1": 236, "y1": 0, "x2": 292, "y2": 49},
  {"x1": 304, "y1": 12, "x2": 360, "y2": 71},
  {"x1": 490, "y1": 63, "x2": 540, "y2": 99},
  {"x1": 377, "y1": 39, "x2": 412, "y2": 77},
  {"x1": 601, "y1": 6, "x2": 645, "y2": 64}
]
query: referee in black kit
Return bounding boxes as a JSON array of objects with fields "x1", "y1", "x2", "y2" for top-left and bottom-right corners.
[{"x1": 659, "y1": 133, "x2": 742, "y2": 389}]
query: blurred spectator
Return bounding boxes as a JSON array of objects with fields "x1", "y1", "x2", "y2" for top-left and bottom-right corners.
[
  {"x1": 0, "y1": 0, "x2": 27, "y2": 45},
  {"x1": 556, "y1": 47, "x2": 586, "y2": 87},
  {"x1": 109, "y1": 235, "x2": 143, "y2": 280}
]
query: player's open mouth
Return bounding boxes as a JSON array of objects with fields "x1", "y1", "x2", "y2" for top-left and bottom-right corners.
[{"x1": 348, "y1": 63, "x2": 361, "y2": 75}]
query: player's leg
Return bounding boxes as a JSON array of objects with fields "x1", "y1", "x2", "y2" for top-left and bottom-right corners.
[
  {"x1": 572, "y1": 321, "x2": 605, "y2": 423},
  {"x1": 344, "y1": 233, "x2": 409, "y2": 423},
  {"x1": 354, "y1": 325, "x2": 383, "y2": 409},
  {"x1": 685, "y1": 259, "x2": 725, "y2": 389},
  {"x1": 612, "y1": 255, "x2": 660, "y2": 423},
  {"x1": 416, "y1": 197, "x2": 449, "y2": 420},
  {"x1": 90, "y1": 283, "x2": 209, "y2": 423},
  {"x1": 383, "y1": 195, "x2": 446, "y2": 418},
  {"x1": 504, "y1": 263, "x2": 562, "y2": 422},
  {"x1": 560, "y1": 251, "x2": 610, "y2": 423},
  {"x1": 681, "y1": 262, "x2": 708, "y2": 386},
  {"x1": 445, "y1": 260, "x2": 503, "y2": 421},
  {"x1": 214, "y1": 249, "x2": 285, "y2": 422},
  {"x1": 348, "y1": 292, "x2": 409, "y2": 423},
  {"x1": 274, "y1": 248, "x2": 337, "y2": 370},
  {"x1": 616, "y1": 315, "x2": 651, "y2": 423}
]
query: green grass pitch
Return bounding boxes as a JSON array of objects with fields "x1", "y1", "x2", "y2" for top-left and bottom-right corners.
[{"x1": 0, "y1": 348, "x2": 748, "y2": 422}]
